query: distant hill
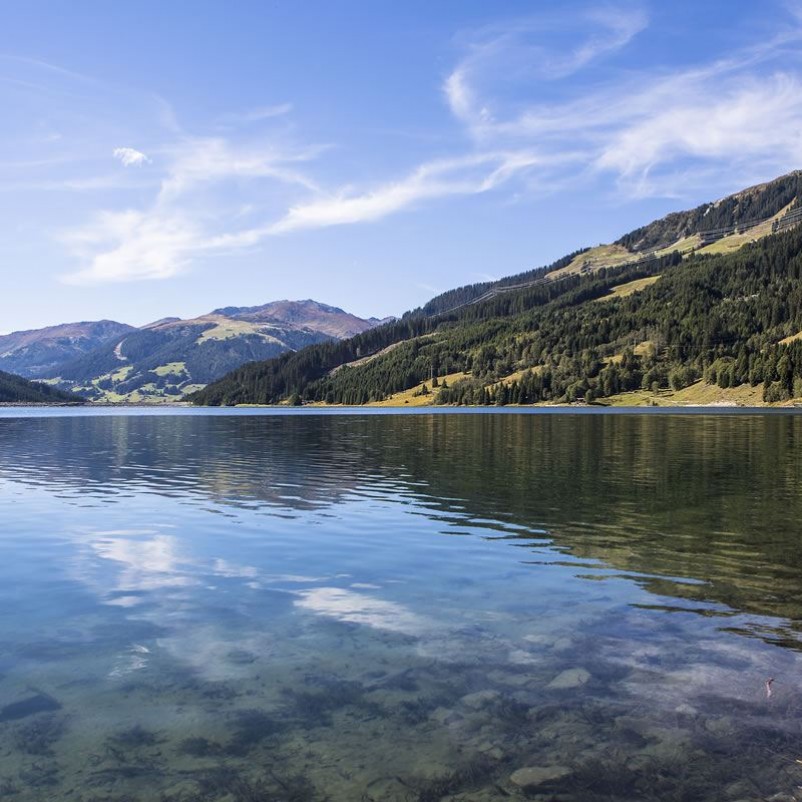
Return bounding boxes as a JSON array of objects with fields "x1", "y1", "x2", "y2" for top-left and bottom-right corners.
[
  {"x1": 189, "y1": 169, "x2": 802, "y2": 407},
  {"x1": 0, "y1": 369, "x2": 83, "y2": 403},
  {"x1": 44, "y1": 300, "x2": 382, "y2": 402},
  {"x1": 0, "y1": 320, "x2": 134, "y2": 378},
  {"x1": 212, "y1": 299, "x2": 388, "y2": 339}
]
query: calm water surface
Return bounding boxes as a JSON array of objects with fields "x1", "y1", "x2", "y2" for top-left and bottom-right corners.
[{"x1": 2, "y1": 408, "x2": 802, "y2": 801}]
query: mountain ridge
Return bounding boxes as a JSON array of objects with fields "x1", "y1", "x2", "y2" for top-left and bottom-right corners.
[
  {"x1": 189, "y1": 169, "x2": 802, "y2": 407},
  {"x1": 0, "y1": 320, "x2": 135, "y2": 378},
  {"x1": 35, "y1": 299, "x2": 383, "y2": 402},
  {"x1": 209, "y1": 299, "x2": 387, "y2": 339}
]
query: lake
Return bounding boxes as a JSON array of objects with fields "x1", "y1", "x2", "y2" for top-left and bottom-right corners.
[{"x1": 1, "y1": 408, "x2": 802, "y2": 801}]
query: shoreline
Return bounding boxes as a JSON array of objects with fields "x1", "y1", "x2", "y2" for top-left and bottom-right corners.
[
  {"x1": 0, "y1": 402, "x2": 802, "y2": 417},
  {"x1": 0, "y1": 401, "x2": 191, "y2": 408}
]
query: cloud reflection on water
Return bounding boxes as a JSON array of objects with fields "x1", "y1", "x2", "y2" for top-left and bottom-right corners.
[
  {"x1": 294, "y1": 587, "x2": 431, "y2": 635},
  {"x1": 91, "y1": 530, "x2": 198, "y2": 594}
]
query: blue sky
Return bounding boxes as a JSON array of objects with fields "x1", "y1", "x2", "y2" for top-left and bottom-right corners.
[{"x1": 2, "y1": 0, "x2": 802, "y2": 331}]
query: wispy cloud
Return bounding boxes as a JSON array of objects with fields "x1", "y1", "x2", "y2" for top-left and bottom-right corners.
[
  {"x1": 113, "y1": 147, "x2": 150, "y2": 167},
  {"x1": 267, "y1": 151, "x2": 543, "y2": 234},
  {"x1": 445, "y1": 6, "x2": 649, "y2": 136},
  {"x1": 0, "y1": 53, "x2": 98, "y2": 84},
  {"x1": 1, "y1": 173, "x2": 155, "y2": 192},
  {"x1": 63, "y1": 136, "x2": 325, "y2": 283},
  {"x1": 443, "y1": 4, "x2": 802, "y2": 196},
  {"x1": 597, "y1": 73, "x2": 802, "y2": 190},
  {"x1": 64, "y1": 144, "x2": 549, "y2": 284},
  {"x1": 158, "y1": 136, "x2": 323, "y2": 198},
  {"x1": 217, "y1": 103, "x2": 293, "y2": 125},
  {"x1": 63, "y1": 209, "x2": 199, "y2": 283},
  {"x1": 62, "y1": 98, "x2": 550, "y2": 283}
]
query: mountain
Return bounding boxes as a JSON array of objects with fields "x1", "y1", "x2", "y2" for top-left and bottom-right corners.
[
  {"x1": 189, "y1": 170, "x2": 802, "y2": 407},
  {"x1": 616, "y1": 170, "x2": 802, "y2": 252},
  {"x1": 46, "y1": 300, "x2": 382, "y2": 402},
  {"x1": 0, "y1": 369, "x2": 83, "y2": 404},
  {"x1": 0, "y1": 320, "x2": 135, "y2": 378},
  {"x1": 212, "y1": 299, "x2": 389, "y2": 339}
]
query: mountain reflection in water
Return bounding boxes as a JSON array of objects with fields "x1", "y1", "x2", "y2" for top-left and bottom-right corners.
[{"x1": 0, "y1": 409, "x2": 801, "y2": 801}]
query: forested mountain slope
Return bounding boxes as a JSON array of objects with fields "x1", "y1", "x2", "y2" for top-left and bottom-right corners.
[
  {"x1": 190, "y1": 172, "x2": 802, "y2": 407},
  {"x1": 0, "y1": 370, "x2": 83, "y2": 403}
]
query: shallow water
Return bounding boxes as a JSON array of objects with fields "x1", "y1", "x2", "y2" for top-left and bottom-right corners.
[{"x1": 2, "y1": 409, "x2": 802, "y2": 801}]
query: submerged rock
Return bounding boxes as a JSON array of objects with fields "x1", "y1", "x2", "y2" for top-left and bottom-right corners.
[
  {"x1": 460, "y1": 690, "x2": 500, "y2": 710},
  {"x1": 226, "y1": 649, "x2": 257, "y2": 665},
  {"x1": 723, "y1": 779, "x2": 759, "y2": 799},
  {"x1": 0, "y1": 693, "x2": 61, "y2": 722},
  {"x1": 547, "y1": 668, "x2": 591, "y2": 689},
  {"x1": 430, "y1": 706, "x2": 463, "y2": 726},
  {"x1": 703, "y1": 716, "x2": 735, "y2": 736},
  {"x1": 509, "y1": 765, "x2": 571, "y2": 788},
  {"x1": 475, "y1": 741, "x2": 505, "y2": 760},
  {"x1": 487, "y1": 669, "x2": 532, "y2": 688}
]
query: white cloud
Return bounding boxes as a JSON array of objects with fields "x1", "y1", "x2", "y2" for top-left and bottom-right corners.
[
  {"x1": 268, "y1": 151, "x2": 543, "y2": 234},
  {"x1": 445, "y1": 7, "x2": 649, "y2": 135},
  {"x1": 443, "y1": 68, "x2": 475, "y2": 124},
  {"x1": 63, "y1": 209, "x2": 199, "y2": 283},
  {"x1": 443, "y1": 5, "x2": 802, "y2": 197},
  {"x1": 563, "y1": 6, "x2": 649, "y2": 77},
  {"x1": 113, "y1": 146, "x2": 150, "y2": 167},
  {"x1": 597, "y1": 72, "x2": 802, "y2": 186},
  {"x1": 158, "y1": 136, "x2": 322, "y2": 198},
  {"x1": 63, "y1": 138, "x2": 546, "y2": 283},
  {"x1": 62, "y1": 136, "x2": 328, "y2": 283}
]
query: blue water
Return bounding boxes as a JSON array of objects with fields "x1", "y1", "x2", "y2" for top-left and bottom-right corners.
[{"x1": 1, "y1": 408, "x2": 802, "y2": 801}]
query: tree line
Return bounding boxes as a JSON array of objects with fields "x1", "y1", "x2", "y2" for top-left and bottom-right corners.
[{"x1": 0, "y1": 370, "x2": 82, "y2": 403}]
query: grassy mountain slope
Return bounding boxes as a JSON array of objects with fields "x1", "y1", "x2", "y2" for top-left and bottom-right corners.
[
  {"x1": 190, "y1": 171, "x2": 802, "y2": 408},
  {"x1": 46, "y1": 300, "x2": 381, "y2": 402},
  {"x1": 0, "y1": 369, "x2": 83, "y2": 403},
  {"x1": 0, "y1": 320, "x2": 134, "y2": 378}
]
